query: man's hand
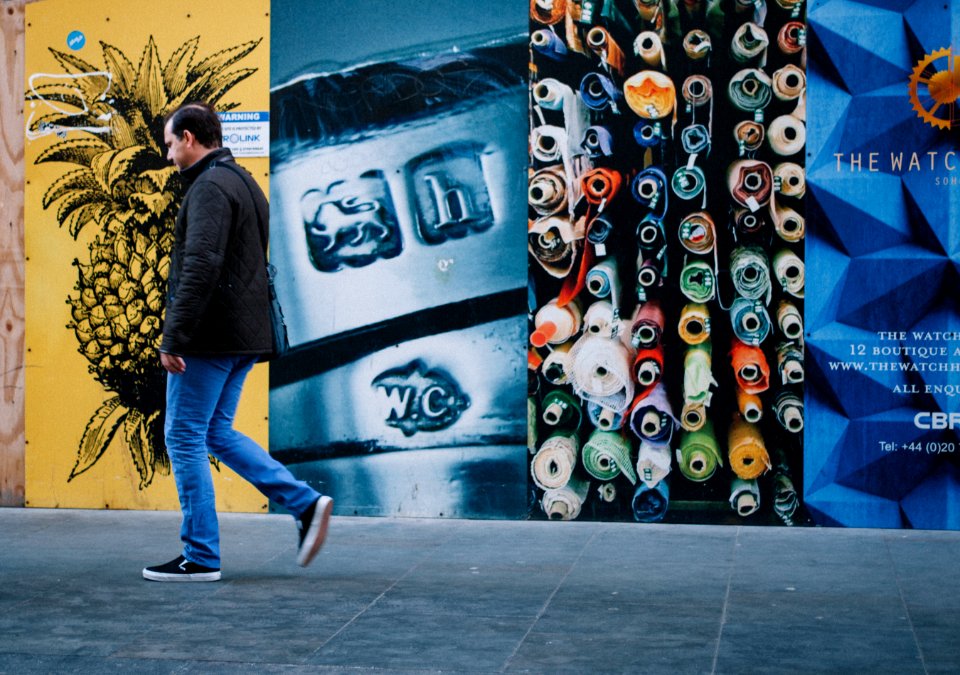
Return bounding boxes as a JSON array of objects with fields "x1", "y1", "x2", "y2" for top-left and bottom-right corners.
[{"x1": 160, "y1": 352, "x2": 186, "y2": 374}]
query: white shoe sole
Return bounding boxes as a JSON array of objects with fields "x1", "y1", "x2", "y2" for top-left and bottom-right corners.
[
  {"x1": 142, "y1": 569, "x2": 221, "y2": 582},
  {"x1": 297, "y1": 496, "x2": 333, "y2": 567}
]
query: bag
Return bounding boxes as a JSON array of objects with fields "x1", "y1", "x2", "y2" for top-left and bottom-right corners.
[{"x1": 266, "y1": 263, "x2": 290, "y2": 359}]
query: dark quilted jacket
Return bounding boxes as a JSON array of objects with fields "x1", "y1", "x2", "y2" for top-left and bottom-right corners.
[{"x1": 160, "y1": 148, "x2": 272, "y2": 357}]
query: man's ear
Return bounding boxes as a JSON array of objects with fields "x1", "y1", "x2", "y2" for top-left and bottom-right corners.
[{"x1": 181, "y1": 129, "x2": 196, "y2": 146}]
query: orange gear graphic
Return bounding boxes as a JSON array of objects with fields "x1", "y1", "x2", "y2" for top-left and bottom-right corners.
[{"x1": 910, "y1": 47, "x2": 960, "y2": 130}]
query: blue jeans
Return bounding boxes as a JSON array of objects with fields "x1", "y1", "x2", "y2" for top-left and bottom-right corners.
[{"x1": 165, "y1": 355, "x2": 320, "y2": 567}]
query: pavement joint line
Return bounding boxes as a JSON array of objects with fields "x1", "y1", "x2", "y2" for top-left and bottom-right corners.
[
  {"x1": 710, "y1": 525, "x2": 741, "y2": 675},
  {"x1": 303, "y1": 522, "x2": 461, "y2": 660},
  {"x1": 496, "y1": 521, "x2": 604, "y2": 674},
  {"x1": 885, "y1": 533, "x2": 929, "y2": 675}
]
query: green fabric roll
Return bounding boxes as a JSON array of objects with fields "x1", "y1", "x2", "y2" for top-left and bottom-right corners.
[
  {"x1": 540, "y1": 389, "x2": 583, "y2": 431},
  {"x1": 683, "y1": 344, "x2": 717, "y2": 406},
  {"x1": 582, "y1": 430, "x2": 636, "y2": 484},
  {"x1": 677, "y1": 421, "x2": 723, "y2": 482},
  {"x1": 680, "y1": 260, "x2": 716, "y2": 303}
]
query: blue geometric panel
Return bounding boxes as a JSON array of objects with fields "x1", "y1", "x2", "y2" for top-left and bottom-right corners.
[{"x1": 807, "y1": 0, "x2": 960, "y2": 530}]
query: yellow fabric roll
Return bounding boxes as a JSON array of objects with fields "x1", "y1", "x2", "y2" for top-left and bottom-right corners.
[
  {"x1": 774, "y1": 162, "x2": 805, "y2": 198},
  {"x1": 624, "y1": 70, "x2": 676, "y2": 119},
  {"x1": 728, "y1": 415, "x2": 772, "y2": 480},
  {"x1": 683, "y1": 29, "x2": 711, "y2": 60},
  {"x1": 774, "y1": 204, "x2": 805, "y2": 242},
  {"x1": 777, "y1": 299, "x2": 803, "y2": 341},
  {"x1": 767, "y1": 114, "x2": 806, "y2": 156},
  {"x1": 734, "y1": 120, "x2": 765, "y2": 153},
  {"x1": 633, "y1": 31, "x2": 666, "y2": 68},
  {"x1": 678, "y1": 303, "x2": 711, "y2": 345},
  {"x1": 681, "y1": 401, "x2": 707, "y2": 431},
  {"x1": 736, "y1": 387, "x2": 763, "y2": 423}
]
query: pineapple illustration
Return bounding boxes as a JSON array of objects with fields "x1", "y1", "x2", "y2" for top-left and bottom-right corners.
[{"x1": 28, "y1": 36, "x2": 260, "y2": 488}]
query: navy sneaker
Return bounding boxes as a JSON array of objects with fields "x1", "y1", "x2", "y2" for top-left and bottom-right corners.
[
  {"x1": 296, "y1": 495, "x2": 333, "y2": 567},
  {"x1": 142, "y1": 555, "x2": 221, "y2": 582}
]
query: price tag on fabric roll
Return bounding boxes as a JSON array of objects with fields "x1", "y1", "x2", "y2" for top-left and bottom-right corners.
[
  {"x1": 595, "y1": 243, "x2": 607, "y2": 257},
  {"x1": 687, "y1": 154, "x2": 697, "y2": 171},
  {"x1": 746, "y1": 196, "x2": 761, "y2": 212},
  {"x1": 754, "y1": 110, "x2": 764, "y2": 123}
]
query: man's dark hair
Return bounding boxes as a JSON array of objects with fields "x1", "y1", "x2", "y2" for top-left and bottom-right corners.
[{"x1": 164, "y1": 102, "x2": 223, "y2": 148}]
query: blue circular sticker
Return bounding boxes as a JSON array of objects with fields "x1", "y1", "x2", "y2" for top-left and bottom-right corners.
[{"x1": 67, "y1": 31, "x2": 86, "y2": 51}]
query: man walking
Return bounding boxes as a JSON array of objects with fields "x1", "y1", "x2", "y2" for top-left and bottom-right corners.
[{"x1": 143, "y1": 102, "x2": 332, "y2": 582}]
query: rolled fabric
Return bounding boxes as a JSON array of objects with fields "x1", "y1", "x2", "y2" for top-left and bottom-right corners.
[
  {"x1": 632, "y1": 480, "x2": 670, "y2": 522},
  {"x1": 628, "y1": 383, "x2": 677, "y2": 446},
  {"x1": 633, "y1": 31, "x2": 666, "y2": 68},
  {"x1": 586, "y1": 258, "x2": 620, "y2": 303},
  {"x1": 728, "y1": 416, "x2": 772, "y2": 480},
  {"x1": 774, "y1": 389, "x2": 804, "y2": 433},
  {"x1": 676, "y1": 421, "x2": 722, "y2": 482},
  {"x1": 671, "y1": 166, "x2": 707, "y2": 202},
  {"x1": 774, "y1": 0, "x2": 804, "y2": 9},
  {"x1": 774, "y1": 205, "x2": 805, "y2": 242},
  {"x1": 773, "y1": 249, "x2": 805, "y2": 298},
  {"x1": 633, "y1": 345, "x2": 665, "y2": 397},
  {"x1": 587, "y1": 215, "x2": 616, "y2": 249},
  {"x1": 737, "y1": 387, "x2": 763, "y2": 423},
  {"x1": 580, "y1": 72, "x2": 624, "y2": 113},
  {"x1": 730, "y1": 297, "x2": 772, "y2": 346},
  {"x1": 633, "y1": 120, "x2": 663, "y2": 148},
  {"x1": 631, "y1": 167, "x2": 669, "y2": 217},
  {"x1": 587, "y1": 400, "x2": 626, "y2": 431},
  {"x1": 597, "y1": 482, "x2": 618, "y2": 503},
  {"x1": 682, "y1": 75, "x2": 712, "y2": 110},
  {"x1": 531, "y1": 432, "x2": 579, "y2": 490},
  {"x1": 531, "y1": 29, "x2": 570, "y2": 61},
  {"x1": 529, "y1": 166, "x2": 568, "y2": 217},
  {"x1": 680, "y1": 402, "x2": 707, "y2": 431},
  {"x1": 631, "y1": 300, "x2": 665, "y2": 349},
  {"x1": 683, "y1": 343, "x2": 717, "y2": 407},
  {"x1": 635, "y1": 0, "x2": 661, "y2": 22},
  {"x1": 773, "y1": 471, "x2": 799, "y2": 524},
  {"x1": 729, "y1": 246, "x2": 772, "y2": 304},
  {"x1": 541, "y1": 475, "x2": 590, "y2": 521},
  {"x1": 582, "y1": 429, "x2": 636, "y2": 484},
  {"x1": 532, "y1": 79, "x2": 590, "y2": 154},
  {"x1": 528, "y1": 395, "x2": 538, "y2": 453},
  {"x1": 773, "y1": 64, "x2": 806, "y2": 101},
  {"x1": 683, "y1": 29, "x2": 712, "y2": 61},
  {"x1": 729, "y1": 478, "x2": 761, "y2": 517},
  {"x1": 678, "y1": 303, "x2": 711, "y2": 345},
  {"x1": 569, "y1": 333, "x2": 635, "y2": 412},
  {"x1": 774, "y1": 162, "x2": 806, "y2": 199},
  {"x1": 581, "y1": 167, "x2": 624, "y2": 208},
  {"x1": 542, "y1": 341, "x2": 574, "y2": 385},
  {"x1": 636, "y1": 257, "x2": 664, "y2": 299},
  {"x1": 767, "y1": 114, "x2": 806, "y2": 156},
  {"x1": 731, "y1": 22, "x2": 769, "y2": 65},
  {"x1": 734, "y1": 120, "x2": 765, "y2": 153},
  {"x1": 531, "y1": 296, "x2": 583, "y2": 348},
  {"x1": 541, "y1": 388, "x2": 583, "y2": 430},
  {"x1": 530, "y1": 0, "x2": 567, "y2": 25},
  {"x1": 582, "y1": 125, "x2": 615, "y2": 158},
  {"x1": 586, "y1": 26, "x2": 626, "y2": 75},
  {"x1": 777, "y1": 300, "x2": 803, "y2": 341},
  {"x1": 778, "y1": 21, "x2": 805, "y2": 55},
  {"x1": 531, "y1": 125, "x2": 567, "y2": 164},
  {"x1": 624, "y1": 71, "x2": 677, "y2": 120},
  {"x1": 679, "y1": 260, "x2": 716, "y2": 303},
  {"x1": 636, "y1": 214, "x2": 666, "y2": 254},
  {"x1": 636, "y1": 441, "x2": 672, "y2": 488},
  {"x1": 730, "y1": 339, "x2": 770, "y2": 394},
  {"x1": 584, "y1": 300, "x2": 617, "y2": 338},
  {"x1": 777, "y1": 340, "x2": 804, "y2": 384},
  {"x1": 677, "y1": 212, "x2": 715, "y2": 257},
  {"x1": 733, "y1": 208, "x2": 765, "y2": 235},
  {"x1": 727, "y1": 159, "x2": 774, "y2": 211},
  {"x1": 681, "y1": 124, "x2": 711, "y2": 155},
  {"x1": 728, "y1": 68, "x2": 773, "y2": 112}
]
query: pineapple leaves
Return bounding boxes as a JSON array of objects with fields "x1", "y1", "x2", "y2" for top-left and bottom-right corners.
[
  {"x1": 43, "y1": 168, "x2": 100, "y2": 210},
  {"x1": 134, "y1": 37, "x2": 169, "y2": 118},
  {"x1": 36, "y1": 138, "x2": 111, "y2": 166},
  {"x1": 99, "y1": 42, "x2": 135, "y2": 98},
  {"x1": 123, "y1": 408, "x2": 155, "y2": 489},
  {"x1": 69, "y1": 396, "x2": 127, "y2": 481},
  {"x1": 162, "y1": 36, "x2": 200, "y2": 100}
]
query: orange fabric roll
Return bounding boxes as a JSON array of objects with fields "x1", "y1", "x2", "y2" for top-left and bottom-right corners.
[
  {"x1": 623, "y1": 71, "x2": 676, "y2": 119},
  {"x1": 581, "y1": 167, "x2": 623, "y2": 206},
  {"x1": 530, "y1": 0, "x2": 567, "y2": 25},
  {"x1": 587, "y1": 26, "x2": 626, "y2": 75},
  {"x1": 734, "y1": 120, "x2": 765, "y2": 152},
  {"x1": 730, "y1": 339, "x2": 770, "y2": 395},
  {"x1": 728, "y1": 416, "x2": 772, "y2": 480},
  {"x1": 736, "y1": 387, "x2": 763, "y2": 423}
]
